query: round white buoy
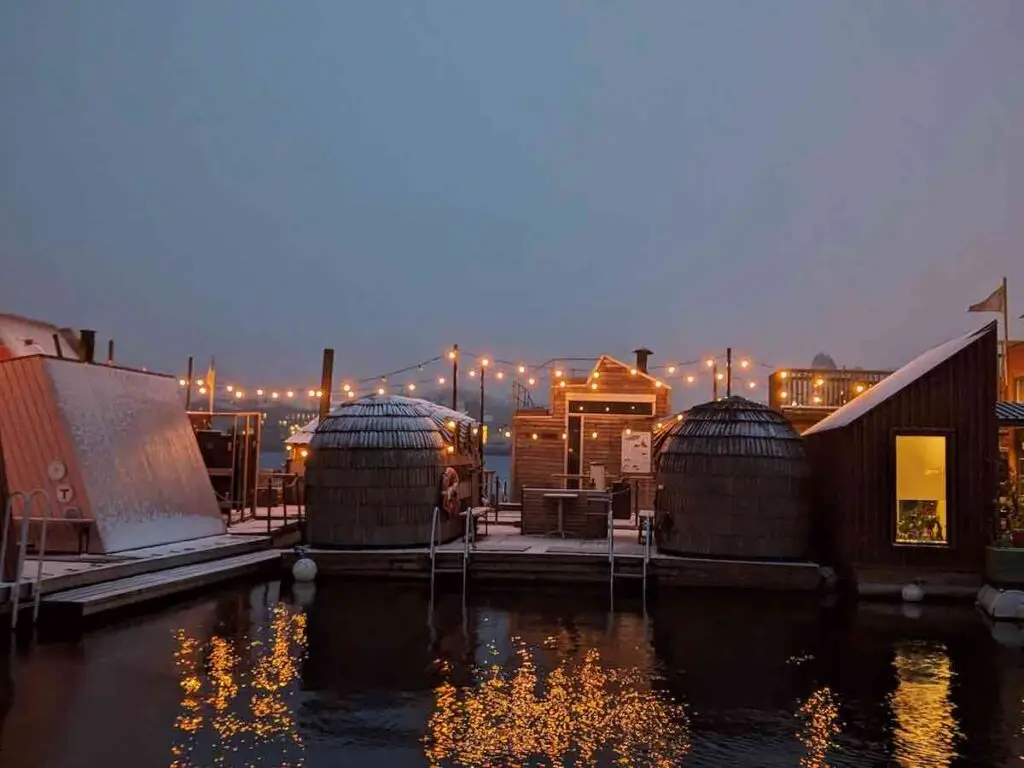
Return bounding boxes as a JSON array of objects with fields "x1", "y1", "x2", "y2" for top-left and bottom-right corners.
[
  {"x1": 901, "y1": 583, "x2": 924, "y2": 603},
  {"x1": 292, "y1": 557, "x2": 317, "y2": 583}
]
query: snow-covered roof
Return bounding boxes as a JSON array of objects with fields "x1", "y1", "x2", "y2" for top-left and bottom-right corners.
[
  {"x1": 285, "y1": 416, "x2": 319, "y2": 445},
  {"x1": 802, "y1": 323, "x2": 995, "y2": 436},
  {"x1": 0, "y1": 313, "x2": 79, "y2": 362},
  {"x1": 588, "y1": 355, "x2": 673, "y2": 389}
]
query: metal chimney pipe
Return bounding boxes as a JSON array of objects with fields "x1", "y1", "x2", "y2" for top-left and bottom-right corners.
[{"x1": 633, "y1": 347, "x2": 652, "y2": 374}]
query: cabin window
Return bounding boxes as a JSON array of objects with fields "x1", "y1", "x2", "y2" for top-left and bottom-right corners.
[
  {"x1": 894, "y1": 435, "x2": 949, "y2": 545},
  {"x1": 567, "y1": 400, "x2": 654, "y2": 416}
]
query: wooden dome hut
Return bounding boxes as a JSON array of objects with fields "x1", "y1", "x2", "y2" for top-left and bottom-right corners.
[
  {"x1": 306, "y1": 395, "x2": 480, "y2": 548},
  {"x1": 654, "y1": 396, "x2": 810, "y2": 559}
]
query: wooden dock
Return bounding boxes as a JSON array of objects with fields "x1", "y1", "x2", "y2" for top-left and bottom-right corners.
[
  {"x1": 284, "y1": 524, "x2": 824, "y2": 592},
  {"x1": 42, "y1": 550, "x2": 281, "y2": 621}
]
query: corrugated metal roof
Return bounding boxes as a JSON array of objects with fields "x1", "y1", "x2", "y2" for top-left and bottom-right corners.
[
  {"x1": 997, "y1": 401, "x2": 1024, "y2": 425},
  {"x1": 803, "y1": 323, "x2": 996, "y2": 435}
]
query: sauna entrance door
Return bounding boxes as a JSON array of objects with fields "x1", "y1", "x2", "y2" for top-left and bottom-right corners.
[{"x1": 566, "y1": 415, "x2": 583, "y2": 489}]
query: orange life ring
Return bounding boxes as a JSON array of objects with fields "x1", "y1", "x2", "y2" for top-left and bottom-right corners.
[{"x1": 440, "y1": 467, "x2": 461, "y2": 515}]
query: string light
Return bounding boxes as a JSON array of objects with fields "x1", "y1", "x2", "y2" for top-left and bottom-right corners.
[
  {"x1": 378, "y1": 388, "x2": 386, "y2": 395},
  {"x1": 740, "y1": 360, "x2": 750, "y2": 368},
  {"x1": 286, "y1": 390, "x2": 294, "y2": 398},
  {"x1": 178, "y1": 379, "x2": 187, "y2": 386},
  {"x1": 518, "y1": 365, "x2": 526, "y2": 374},
  {"x1": 272, "y1": 391, "x2": 279, "y2": 399},
  {"x1": 748, "y1": 381, "x2": 757, "y2": 389},
  {"x1": 528, "y1": 378, "x2": 536, "y2": 386},
  {"x1": 496, "y1": 371, "x2": 504, "y2": 379},
  {"x1": 591, "y1": 431, "x2": 598, "y2": 439},
  {"x1": 408, "y1": 383, "x2": 416, "y2": 391},
  {"x1": 347, "y1": 391, "x2": 355, "y2": 398},
  {"x1": 343, "y1": 384, "x2": 351, "y2": 392},
  {"x1": 199, "y1": 386, "x2": 207, "y2": 395},
  {"x1": 235, "y1": 391, "x2": 243, "y2": 399},
  {"x1": 226, "y1": 385, "x2": 234, "y2": 392},
  {"x1": 667, "y1": 366, "x2": 676, "y2": 374},
  {"x1": 438, "y1": 377, "x2": 446, "y2": 384},
  {"x1": 686, "y1": 375, "x2": 695, "y2": 384},
  {"x1": 554, "y1": 369, "x2": 563, "y2": 378},
  {"x1": 705, "y1": 360, "x2": 714, "y2": 368}
]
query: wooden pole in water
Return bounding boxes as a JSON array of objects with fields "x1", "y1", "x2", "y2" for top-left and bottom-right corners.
[
  {"x1": 451, "y1": 344, "x2": 459, "y2": 411},
  {"x1": 184, "y1": 356, "x2": 194, "y2": 410},
  {"x1": 726, "y1": 347, "x2": 732, "y2": 397},
  {"x1": 319, "y1": 348, "x2": 334, "y2": 422}
]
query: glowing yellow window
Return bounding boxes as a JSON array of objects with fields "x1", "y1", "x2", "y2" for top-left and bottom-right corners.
[{"x1": 895, "y1": 435, "x2": 948, "y2": 545}]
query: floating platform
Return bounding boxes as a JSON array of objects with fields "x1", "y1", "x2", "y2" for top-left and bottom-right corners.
[
  {"x1": 283, "y1": 526, "x2": 824, "y2": 592},
  {"x1": 41, "y1": 549, "x2": 282, "y2": 622}
]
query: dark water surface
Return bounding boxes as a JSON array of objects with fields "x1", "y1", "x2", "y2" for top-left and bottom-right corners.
[{"x1": 2, "y1": 581, "x2": 1023, "y2": 767}]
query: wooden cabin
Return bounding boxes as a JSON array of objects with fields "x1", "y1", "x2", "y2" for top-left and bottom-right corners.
[
  {"x1": 305, "y1": 395, "x2": 480, "y2": 547},
  {"x1": 803, "y1": 322, "x2": 998, "y2": 590},
  {"x1": 512, "y1": 349, "x2": 672, "y2": 536}
]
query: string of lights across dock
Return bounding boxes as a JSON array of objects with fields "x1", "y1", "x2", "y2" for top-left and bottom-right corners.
[{"x1": 177, "y1": 347, "x2": 781, "y2": 404}]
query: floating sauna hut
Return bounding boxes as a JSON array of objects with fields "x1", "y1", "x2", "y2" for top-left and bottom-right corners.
[
  {"x1": 284, "y1": 416, "x2": 318, "y2": 476},
  {"x1": 305, "y1": 395, "x2": 480, "y2": 548},
  {"x1": 654, "y1": 396, "x2": 810, "y2": 559}
]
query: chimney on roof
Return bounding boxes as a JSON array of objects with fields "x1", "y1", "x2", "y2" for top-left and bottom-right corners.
[
  {"x1": 633, "y1": 347, "x2": 652, "y2": 374},
  {"x1": 79, "y1": 329, "x2": 96, "y2": 363}
]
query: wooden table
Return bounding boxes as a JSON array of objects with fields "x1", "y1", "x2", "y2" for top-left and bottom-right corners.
[{"x1": 543, "y1": 491, "x2": 578, "y2": 537}]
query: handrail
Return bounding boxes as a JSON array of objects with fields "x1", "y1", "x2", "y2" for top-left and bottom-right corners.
[
  {"x1": 462, "y1": 503, "x2": 471, "y2": 583},
  {"x1": 642, "y1": 515, "x2": 652, "y2": 598},
  {"x1": 3, "y1": 491, "x2": 33, "y2": 630},
  {"x1": 429, "y1": 506, "x2": 440, "y2": 583},
  {"x1": 28, "y1": 489, "x2": 54, "y2": 624}
]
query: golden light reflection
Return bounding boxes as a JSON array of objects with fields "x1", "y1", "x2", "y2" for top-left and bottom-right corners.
[
  {"x1": 796, "y1": 686, "x2": 841, "y2": 768},
  {"x1": 168, "y1": 603, "x2": 308, "y2": 768},
  {"x1": 423, "y1": 642, "x2": 689, "y2": 767},
  {"x1": 888, "y1": 643, "x2": 961, "y2": 768}
]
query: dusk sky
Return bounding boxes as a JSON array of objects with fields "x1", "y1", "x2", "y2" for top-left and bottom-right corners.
[{"x1": 1, "y1": 2, "x2": 1022, "y2": 396}]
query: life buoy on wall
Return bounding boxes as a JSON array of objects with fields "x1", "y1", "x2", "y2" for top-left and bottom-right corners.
[{"x1": 440, "y1": 466, "x2": 461, "y2": 516}]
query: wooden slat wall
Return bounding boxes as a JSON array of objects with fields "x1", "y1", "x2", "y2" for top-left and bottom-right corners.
[
  {"x1": 512, "y1": 357, "x2": 672, "y2": 505},
  {"x1": 805, "y1": 325, "x2": 998, "y2": 576}
]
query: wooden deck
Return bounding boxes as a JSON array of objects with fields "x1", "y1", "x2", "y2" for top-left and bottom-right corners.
[
  {"x1": 42, "y1": 550, "x2": 282, "y2": 620},
  {"x1": 284, "y1": 522, "x2": 824, "y2": 592},
  {"x1": 1, "y1": 515, "x2": 300, "y2": 625}
]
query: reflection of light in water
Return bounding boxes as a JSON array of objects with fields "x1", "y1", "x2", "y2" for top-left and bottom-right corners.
[
  {"x1": 168, "y1": 603, "x2": 307, "y2": 768},
  {"x1": 423, "y1": 642, "x2": 689, "y2": 767},
  {"x1": 796, "y1": 686, "x2": 840, "y2": 768},
  {"x1": 888, "y1": 643, "x2": 961, "y2": 768}
]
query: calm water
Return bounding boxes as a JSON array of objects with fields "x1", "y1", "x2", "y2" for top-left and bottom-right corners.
[{"x1": 2, "y1": 582, "x2": 1024, "y2": 767}]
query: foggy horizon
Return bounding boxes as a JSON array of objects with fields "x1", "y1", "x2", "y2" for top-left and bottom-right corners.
[{"x1": 2, "y1": 2, "x2": 1023, "y2": 399}]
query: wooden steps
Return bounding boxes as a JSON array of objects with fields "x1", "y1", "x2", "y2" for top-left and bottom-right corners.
[{"x1": 42, "y1": 550, "x2": 281, "y2": 620}]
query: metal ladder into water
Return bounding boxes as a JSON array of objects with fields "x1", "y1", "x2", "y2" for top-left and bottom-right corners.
[
  {"x1": 1, "y1": 488, "x2": 55, "y2": 630},
  {"x1": 429, "y1": 506, "x2": 472, "y2": 592},
  {"x1": 607, "y1": 499, "x2": 653, "y2": 603}
]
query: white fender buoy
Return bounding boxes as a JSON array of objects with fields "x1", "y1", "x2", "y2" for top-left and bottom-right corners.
[
  {"x1": 292, "y1": 557, "x2": 317, "y2": 583},
  {"x1": 901, "y1": 583, "x2": 924, "y2": 603},
  {"x1": 291, "y1": 581, "x2": 317, "y2": 607}
]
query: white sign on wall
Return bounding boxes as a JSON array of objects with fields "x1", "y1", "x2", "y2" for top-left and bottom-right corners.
[{"x1": 621, "y1": 431, "x2": 652, "y2": 474}]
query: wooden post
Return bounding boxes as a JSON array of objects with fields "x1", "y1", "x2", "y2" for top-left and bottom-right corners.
[
  {"x1": 184, "y1": 356, "x2": 194, "y2": 410},
  {"x1": 712, "y1": 362, "x2": 718, "y2": 401},
  {"x1": 207, "y1": 356, "x2": 216, "y2": 414},
  {"x1": 726, "y1": 347, "x2": 733, "y2": 398},
  {"x1": 106, "y1": 339, "x2": 114, "y2": 365},
  {"x1": 79, "y1": 329, "x2": 96, "y2": 363},
  {"x1": 451, "y1": 344, "x2": 459, "y2": 411},
  {"x1": 52, "y1": 333, "x2": 64, "y2": 359},
  {"x1": 319, "y1": 348, "x2": 334, "y2": 422}
]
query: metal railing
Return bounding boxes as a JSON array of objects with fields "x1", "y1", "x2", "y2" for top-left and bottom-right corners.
[
  {"x1": 607, "y1": 492, "x2": 653, "y2": 602},
  {"x1": 1, "y1": 488, "x2": 54, "y2": 630},
  {"x1": 429, "y1": 505, "x2": 474, "y2": 589}
]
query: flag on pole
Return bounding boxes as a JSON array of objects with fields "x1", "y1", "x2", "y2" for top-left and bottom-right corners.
[{"x1": 968, "y1": 284, "x2": 1006, "y2": 313}]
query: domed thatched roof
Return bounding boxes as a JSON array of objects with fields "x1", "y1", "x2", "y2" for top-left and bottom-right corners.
[
  {"x1": 305, "y1": 395, "x2": 479, "y2": 548},
  {"x1": 656, "y1": 396, "x2": 804, "y2": 461},
  {"x1": 311, "y1": 395, "x2": 476, "y2": 452},
  {"x1": 655, "y1": 396, "x2": 810, "y2": 559}
]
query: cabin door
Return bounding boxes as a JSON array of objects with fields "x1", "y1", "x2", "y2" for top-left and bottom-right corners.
[{"x1": 566, "y1": 415, "x2": 583, "y2": 489}]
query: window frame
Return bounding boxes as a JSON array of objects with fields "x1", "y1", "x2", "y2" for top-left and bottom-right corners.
[{"x1": 890, "y1": 428, "x2": 954, "y2": 549}]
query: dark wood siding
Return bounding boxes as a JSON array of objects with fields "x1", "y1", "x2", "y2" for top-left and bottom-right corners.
[{"x1": 805, "y1": 324, "x2": 998, "y2": 577}]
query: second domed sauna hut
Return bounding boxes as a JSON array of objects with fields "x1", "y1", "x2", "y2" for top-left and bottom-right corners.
[
  {"x1": 654, "y1": 396, "x2": 810, "y2": 559},
  {"x1": 305, "y1": 395, "x2": 480, "y2": 547}
]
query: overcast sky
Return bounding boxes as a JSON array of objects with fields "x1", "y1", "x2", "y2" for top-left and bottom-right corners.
[{"x1": 1, "y1": 1, "x2": 1022, "y2": 396}]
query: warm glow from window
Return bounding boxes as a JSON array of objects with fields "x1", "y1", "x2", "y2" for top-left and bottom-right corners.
[{"x1": 895, "y1": 435, "x2": 948, "y2": 545}]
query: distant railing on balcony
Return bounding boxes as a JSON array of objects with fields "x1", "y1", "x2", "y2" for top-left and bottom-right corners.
[{"x1": 767, "y1": 368, "x2": 892, "y2": 411}]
